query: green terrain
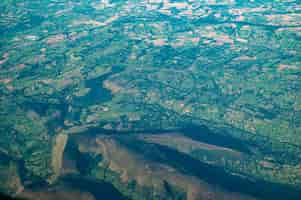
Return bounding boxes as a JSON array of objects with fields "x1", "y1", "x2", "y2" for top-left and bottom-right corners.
[{"x1": 0, "y1": 0, "x2": 301, "y2": 199}]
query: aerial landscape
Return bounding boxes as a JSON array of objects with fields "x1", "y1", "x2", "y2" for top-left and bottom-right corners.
[{"x1": 0, "y1": 0, "x2": 301, "y2": 199}]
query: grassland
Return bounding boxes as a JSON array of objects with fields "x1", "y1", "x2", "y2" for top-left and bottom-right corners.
[{"x1": 0, "y1": 0, "x2": 301, "y2": 199}]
